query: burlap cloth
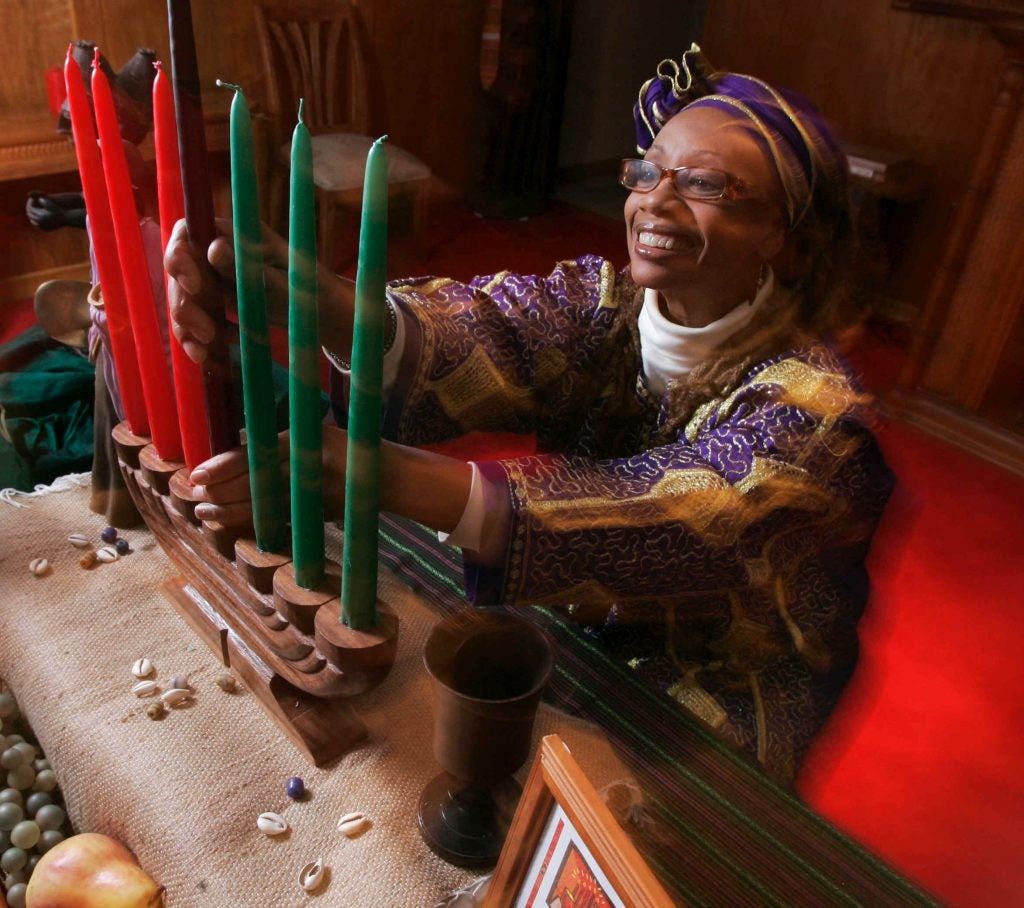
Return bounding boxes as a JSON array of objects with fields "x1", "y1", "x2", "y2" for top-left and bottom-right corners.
[{"x1": 0, "y1": 478, "x2": 631, "y2": 907}]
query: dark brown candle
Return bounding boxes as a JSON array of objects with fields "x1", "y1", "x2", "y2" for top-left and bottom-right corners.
[{"x1": 167, "y1": 0, "x2": 237, "y2": 454}]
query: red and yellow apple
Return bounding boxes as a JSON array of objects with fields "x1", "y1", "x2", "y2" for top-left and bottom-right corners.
[{"x1": 25, "y1": 833, "x2": 163, "y2": 908}]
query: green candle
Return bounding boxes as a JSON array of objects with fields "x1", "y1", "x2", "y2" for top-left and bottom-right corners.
[
  {"x1": 220, "y1": 81, "x2": 286, "y2": 553},
  {"x1": 341, "y1": 136, "x2": 389, "y2": 629},
  {"x1": 288, "y1": 100, "x2": 325, "y2": 588}
]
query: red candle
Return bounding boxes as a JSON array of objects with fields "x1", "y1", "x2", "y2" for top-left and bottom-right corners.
[
  {"x1": 153, "y1": 61, "x2": 211, "y2": 470},
  {"x1": 168, "y1": 0, "x2": 237, "y2": 455},
  {"x1": 92, "y1": 50, "x2": 183, "y2": 462},
  {"x1": 63, "y1": 45, "x2": 149, "y2": 437}
]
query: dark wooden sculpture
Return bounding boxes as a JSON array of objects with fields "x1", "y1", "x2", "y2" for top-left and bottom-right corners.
[{"x1": 114, "y1": 422, "x2": 400, "y2": 765}]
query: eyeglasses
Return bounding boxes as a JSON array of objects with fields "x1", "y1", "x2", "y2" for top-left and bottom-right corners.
[{"x1": 619, "y1": 158, "x2": 746, "y2": 202}]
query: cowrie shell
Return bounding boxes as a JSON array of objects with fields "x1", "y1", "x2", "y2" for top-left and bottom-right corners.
[
  {"x1": 132, "y1": 680, "x2": 159, "y2": 698},
  {"x1": 161, "y1": 688, "x2": 192, "y2": 707},
  {"x1": 298, "y1": 859, "x2": 326, "y2": 892},
  {"x1": 336, "y1": 812, "x2": 369, "y2": 837},
  {"x1": 29, "y1": 558, "x2": 50, "y2": 577},
  {"x1": 256, "y1": 812, "x2": 288, "y2": 836},
  {"x1": 96, "y1": 545, "x2": 118, "y2": 563},
  {"x1": 131, "y1": 659, "x2": 154, "y2": 679},
  {"x1": 67, "y1": 533, "x2": 90, "y2": 548}
]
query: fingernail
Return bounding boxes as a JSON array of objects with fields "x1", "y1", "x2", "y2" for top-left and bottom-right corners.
[
  {"x1": 190, "y1": 468, "x2": 210, "y2": 485},
  {"x1": 194, "y1": 504, "x2": 213, "y2": 520}
]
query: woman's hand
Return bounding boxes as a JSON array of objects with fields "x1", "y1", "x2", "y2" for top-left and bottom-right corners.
[
  {"x1": 164, "y1": 217, "x2": 236, "y2": 364},
  {"x1": 164, "y1": 217, "x2": 356, "y2": 365},
  {"x1": 190, "y1": 427, "x2": 349, "y2": 527}
]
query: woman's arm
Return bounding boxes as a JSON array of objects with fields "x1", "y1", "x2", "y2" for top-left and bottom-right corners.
[
  {"x1": 163, "y1": 217, "x2": 356, "y2": 363},
  {"x1": 332, "y1": 255, "x2": 622, "y2": 447},
  {"x1": 465, "y1": 361, "x2": 891, "y2": 608},
  {"x1": 190, "y1": 425, "x2": 473, "y2": 535}
]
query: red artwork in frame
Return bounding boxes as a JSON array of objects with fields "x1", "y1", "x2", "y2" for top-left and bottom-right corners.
[{"x1": 484, "y1": 735, "x2": 674, "y2": 908}]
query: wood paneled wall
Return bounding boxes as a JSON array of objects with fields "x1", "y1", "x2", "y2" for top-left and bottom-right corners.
[
  {"x1": 1, "y1": 0, "x2": 487, "y2": 302},
  {"x1": 703, "y1": 0, "x2": 1006, "y2": 320},
  {"x1": 704, "y1": 1, "x2": 1024, "y2": 471}
]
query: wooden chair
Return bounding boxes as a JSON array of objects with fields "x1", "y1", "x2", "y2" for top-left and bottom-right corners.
[{"x1": 253, "y1": 0, "x2": 431, "y2": 267}]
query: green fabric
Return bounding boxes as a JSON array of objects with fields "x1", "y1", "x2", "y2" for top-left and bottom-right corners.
[
  {"x1": 0, "y1": 327, "x2": 95, "y2": 491},
  {"x1": 0, "y1": 326, "x2": 326, "y2": 493}
]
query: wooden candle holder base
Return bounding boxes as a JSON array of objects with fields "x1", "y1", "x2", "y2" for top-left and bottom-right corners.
[
  {"x1": 168, "y1": 470, "x2": 202, "y2": 523},
  {"x1": 138, "y1": 445, "x2": 181, "y2": 496},
  {"x1": 113, "y1": 421, "x2": 400, "y2": 766}
]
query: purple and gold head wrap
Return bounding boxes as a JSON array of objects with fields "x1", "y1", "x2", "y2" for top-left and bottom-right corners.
[{"x1": 634, "y1": 44, "x2": 846, "y2": 228}]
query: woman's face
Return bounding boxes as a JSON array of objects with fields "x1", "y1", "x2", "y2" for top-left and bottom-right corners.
[{"x1": 624, "y1": 105, "x2": 788, "y2": 321}]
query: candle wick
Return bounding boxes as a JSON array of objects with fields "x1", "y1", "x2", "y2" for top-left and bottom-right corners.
[
  {"x1": 216, "y1": 79, "x2": 242, "y2": 94},
  {"x1": 92, "y1": 47, "x2": 101, "y2": 69},
  {"x1": 298, "y1": 98, "x2": 305, "y2": 124},
  {"x1": 375, "y1": 135, "x2": 389, "y2": 146},
  {"x1": 154, "y1": 60, "x2": 163, "y2": 73}
]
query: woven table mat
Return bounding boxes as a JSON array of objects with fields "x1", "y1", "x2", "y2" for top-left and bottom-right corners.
[{"x1": 0, "y1": 479, "x2": 629, "y2": 907}]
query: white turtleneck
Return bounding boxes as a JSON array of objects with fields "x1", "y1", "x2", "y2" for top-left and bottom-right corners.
[{"x1": 638, "y1": 268, "x2": 775, "y2": 397}]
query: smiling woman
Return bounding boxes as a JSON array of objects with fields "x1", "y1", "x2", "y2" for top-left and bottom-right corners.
[
  {"x1": 623, "y1": 105, "x2": 789, "y2": 328},
  {"x1": 166, "y1": 44, "x2": 890, "y2": 785}
]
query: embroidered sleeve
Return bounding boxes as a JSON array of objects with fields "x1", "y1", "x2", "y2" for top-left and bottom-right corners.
[
  {"x1": 464, "y1": 351, "x2": 891, "y2": 608},
  {"x1": 328, "y1": 255, "x2": 621, "y2": 445}
]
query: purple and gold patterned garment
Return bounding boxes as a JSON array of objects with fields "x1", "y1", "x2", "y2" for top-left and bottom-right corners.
[{"x1": 332, "y1": 255, "x2": 892, "y2": 783}]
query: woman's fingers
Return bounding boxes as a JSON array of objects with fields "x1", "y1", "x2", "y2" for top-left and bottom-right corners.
[
  {"x1": 259, "y1": 221, "x2": 291, "y2": 267},
  {"x1": 164, "y1": 218, "x2": 202, "y2": 295},
  {"x1": 190, "y1": 446, "x2": 251, "y2": 487},
  {"x1": 208, "y1": 235, "x2": 235, "y2": 279},
  {"x1": 165, "y1": 217, "x2": 221, "y2": 363},
  {"x1": 190, "y1": 436, "x2": 292, "y2": 529},
  {"x1": 193, "y1": 500, "x2": 255, "y2": 527},
  {"x1": 191, "y1": 447, "x2": 259, "y2": 528}
]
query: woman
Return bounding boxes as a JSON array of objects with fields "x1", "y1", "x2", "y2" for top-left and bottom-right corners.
[{"x1": 168, "y1": 46, "x2": 891, "y2": 784}]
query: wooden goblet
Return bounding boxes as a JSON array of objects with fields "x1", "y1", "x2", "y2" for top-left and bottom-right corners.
[{"x1": 417, "y1": 610, "x2": 554, "y2": 868}]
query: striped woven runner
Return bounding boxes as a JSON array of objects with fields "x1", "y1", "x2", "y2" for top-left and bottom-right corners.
[{"x1": 379, "y1": 514, "x2": 938, "y2": 907}]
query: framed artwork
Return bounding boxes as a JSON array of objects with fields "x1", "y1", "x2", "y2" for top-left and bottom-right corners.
[{"x1": 485, "y1": 735, "x2": 675, "y2": 908}]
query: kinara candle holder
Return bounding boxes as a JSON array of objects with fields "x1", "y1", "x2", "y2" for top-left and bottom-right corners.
[{"x1": 113, "y1": 421, "x2": 400, "y2": 766}]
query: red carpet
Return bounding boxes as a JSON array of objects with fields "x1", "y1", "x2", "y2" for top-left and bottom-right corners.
[
  {"x1": 7, "y1": 201, "x2": 1022, "y2": 906},
  {"x1": 797, "y1": 417, "x2": 1024, "y2": 906}
]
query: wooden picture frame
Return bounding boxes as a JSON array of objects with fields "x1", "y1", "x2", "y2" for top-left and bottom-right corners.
[{"x1": 485, "y1": 734, "x2": 676, "y2": 908}]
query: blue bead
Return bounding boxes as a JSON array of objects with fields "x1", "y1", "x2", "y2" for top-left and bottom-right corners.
[
  {"x1": 286, "y1": 776, "x2": 305, "y2": 800},
  {"x1": 100, "y1": 526, "x2": 118, "y2": 544},
  {"x1": 115, "y1": 539, "x2": 130, "y2": 555}
]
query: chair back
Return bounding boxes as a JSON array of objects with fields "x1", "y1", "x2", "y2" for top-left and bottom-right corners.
[{"x1": 254, "y1": 0, "x2": 370, "y2": 137}]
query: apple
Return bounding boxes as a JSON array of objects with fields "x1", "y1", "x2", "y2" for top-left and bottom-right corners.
[{"x1": 25, "y1": 833, "x2": 164, "y2": 908}]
